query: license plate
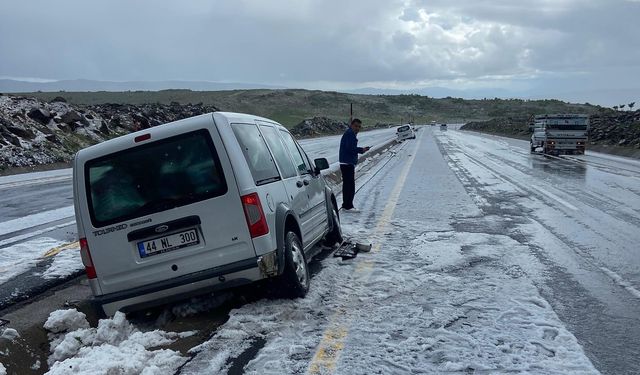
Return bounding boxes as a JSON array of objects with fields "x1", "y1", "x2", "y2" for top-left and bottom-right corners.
[{"x1": 137, "y1": 229, "x2": 199, "y2": 258}]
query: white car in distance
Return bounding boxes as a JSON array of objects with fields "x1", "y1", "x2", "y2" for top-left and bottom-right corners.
[{"x1": 396, "y1": 124, "x2": 416, "y2": 141}]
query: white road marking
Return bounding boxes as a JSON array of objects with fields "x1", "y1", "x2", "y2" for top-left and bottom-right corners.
[
  {"x1": 600, "y1": 267, "x2": 640, "y2": 300},
  {"x1": 532, "y1": 186, "x2": 579, "y2": 211},
  {"x1": 0, "y1": 220, "x2": 76, "y2": 248},
  {"x1": 0, "y1": 206, "x2": 75, "y2": 237},
  {"x1": 307, "y1": 134, "x2": 421, "y2": 374}
]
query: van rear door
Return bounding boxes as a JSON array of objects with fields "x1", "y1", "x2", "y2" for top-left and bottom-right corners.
[{"x1": 78, "y1": 122, "x2": 256, "y2": 295}]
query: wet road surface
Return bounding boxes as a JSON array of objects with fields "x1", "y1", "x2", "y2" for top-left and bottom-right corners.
[
  {"x1": 2, "y1": 126, "x2": 639, "y2": 374},
  {"x1": 438, "y1": 129, "x2": 640, "y2": 375}
]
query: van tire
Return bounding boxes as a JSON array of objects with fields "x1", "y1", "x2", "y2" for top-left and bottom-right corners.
[
  {"x1": 279, "y1": 231, "x2": 309, "y2": 298},
  {"x1": 325, "y1": 204, "x2": 343, "y2": 246}
]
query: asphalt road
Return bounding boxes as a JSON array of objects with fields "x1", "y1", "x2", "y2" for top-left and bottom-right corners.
[
  {"x1": 437, "y1": 129, "x2": 640, "y2": 375},
  {"x1": 2, "y1": 126, "x2": 639, "y2": 374},
  {"x1": 180, "y1": 126, "x2": 640, "y2": 374}
]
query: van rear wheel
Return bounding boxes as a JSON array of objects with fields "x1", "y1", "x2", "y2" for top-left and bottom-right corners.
[{"x1": 279, "y1": 232, "x2": 309, "y2": 298}]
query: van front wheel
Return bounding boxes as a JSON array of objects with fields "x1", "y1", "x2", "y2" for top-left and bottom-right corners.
[
  {"x1": 279, "y1": 231, "x2": 309, "y2": 298},
  {"x1": 324, "y1": 204, "x2": 343, "y2": 246}
]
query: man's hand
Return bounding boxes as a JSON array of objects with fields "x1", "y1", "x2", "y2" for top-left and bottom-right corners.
[{"x1": 363, "y1": 146, "x2": 371, "y2": 152}]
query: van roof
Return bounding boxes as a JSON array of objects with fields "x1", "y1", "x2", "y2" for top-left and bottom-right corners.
[
  {"x1": 215, "y1": 111, "x2": 281, "y2": 126},
  {"x1": 75, "y1": 112, "x2": 285, "y2": 161}
]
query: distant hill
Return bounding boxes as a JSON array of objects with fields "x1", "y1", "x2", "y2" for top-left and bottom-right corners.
[
  {"x1": 344, "y1": 86, "x2": 517, "y2": 99},
  {"x1": 0, "y1": 79, "x2": 284, "y2": 93},
  {"x1": 0, "y1": 89, "x2": 616, "y2": 171},
  {"x1": 20, "y1": 89, "x2": 601, "y2": 128},
  {"x1": 3, "y1": 78, "x2": 637, "y2": 106}
]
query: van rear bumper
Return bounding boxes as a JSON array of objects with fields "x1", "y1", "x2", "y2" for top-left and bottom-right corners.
[{"x1": 96, "y1": 256, "x2": 270, "y2": 316}]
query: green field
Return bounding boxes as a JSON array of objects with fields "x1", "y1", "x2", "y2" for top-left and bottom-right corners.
[{"x1": 24, "y1": 89, "x2": 602, "y2": 128}]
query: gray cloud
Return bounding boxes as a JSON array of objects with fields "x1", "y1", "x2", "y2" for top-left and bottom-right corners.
[
  {"x1": 0, "y1": 0, "x2": 638, "y2": 104},
  {"x1": 399, "y1": 7, "x2": 421, "y2": 22}
]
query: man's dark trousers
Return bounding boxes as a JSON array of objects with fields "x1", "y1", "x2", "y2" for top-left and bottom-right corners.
[{"x1": 340, "y1": 164, "x2": 355, "y2": 209}]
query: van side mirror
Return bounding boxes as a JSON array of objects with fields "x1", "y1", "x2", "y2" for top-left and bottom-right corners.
[{"x1": 314, "y1": 158, "x2": 330, "y2": 172}]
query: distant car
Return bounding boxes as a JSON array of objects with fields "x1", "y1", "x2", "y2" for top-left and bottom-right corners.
[
  {"x1": 73, "y1": 112, "x2": 343, "y2": 316},
  {"x1": 440, "y1": 123, "x2": 448, "y2": 131},
  {"x1": 396, "y1": 124, "x2": 416, "y2": 141}
]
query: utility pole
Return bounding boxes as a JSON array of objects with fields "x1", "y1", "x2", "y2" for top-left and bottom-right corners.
[{"x1": 350, "y1": 103, "x2": 353, "y2": 124}]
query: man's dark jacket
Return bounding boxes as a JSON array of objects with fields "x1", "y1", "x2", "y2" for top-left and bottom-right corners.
[{"x1": 339, "y1": 127, "x2": 365, "y2": 165}]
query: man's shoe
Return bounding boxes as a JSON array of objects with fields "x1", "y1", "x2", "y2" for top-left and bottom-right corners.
[{"x1": 342, "y1": 207, "x2": 360, "y2": 213}]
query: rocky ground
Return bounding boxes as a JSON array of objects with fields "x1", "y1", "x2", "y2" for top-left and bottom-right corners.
[
  {"x1": 0, "y1": 95, "x2": 370, "y2": 172},
  {"x1": 0, "y1": 95, "x2": 219, "y2": 171},
  {"x1": 588, "y1": 110, "x2": 640, "y2": 147},
  {"x1": 289, "y1": 116, "x2": 347, "y2": 137},
  {"x1": 4, "y1": 91, "x2": 628, "y2": 171},
  {"x1": 461, "y1": 109, "x2": 640, "y2": 157}
]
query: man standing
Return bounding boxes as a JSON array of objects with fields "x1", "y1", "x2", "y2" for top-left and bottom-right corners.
[{"x1": 339, "y1": 118, "x2": 370, "y2": 211}]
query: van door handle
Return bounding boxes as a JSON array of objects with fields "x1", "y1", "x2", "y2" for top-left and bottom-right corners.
[{"x1": 296, "y1": 181, "x2": 304, "y2": 188}]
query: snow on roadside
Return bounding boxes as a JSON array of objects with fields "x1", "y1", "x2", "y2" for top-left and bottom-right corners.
[
  {"x1": 40, "y1": 246, "x2": 84, "y2": 280},
  {"x1": 179, "y1": 221, "x2": 597, "y2": 374},
  {"x1": 0, "y1": 362, "x2": 6, "y2": 375},
  {"x1": 0, "y1": 237, "x2": 65, "y2": 284},
  {"x1": 181, "y1": 254, "x2": 353, "y2": 374},
  {"x1": 338, "y1": 225, "x2": 596, "y2": 374},
  {"x1": 44, "y1": 309, "x2": 194, "y2": 375},
  {"x1": 0, "y1": 328, "x2": 19, "y2": 341},
  {"x1": 44, "y1": 309, "x2": 91, "y2": 333},
  {"x1": 0, "y1": 236, "x2": 83, "y2": 285}
]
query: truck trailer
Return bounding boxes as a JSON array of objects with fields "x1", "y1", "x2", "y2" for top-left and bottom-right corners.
[{"x1": 530, "y1": 114, "x2": 589, "y2": 155}]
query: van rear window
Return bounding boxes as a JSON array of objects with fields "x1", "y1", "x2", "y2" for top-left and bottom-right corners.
[
  {"x1": 85, "y1": 129, "x2": 227, "y2": 227},
  {"x1": 398, "y1": 125, "x2": 410, "y2": 132}
]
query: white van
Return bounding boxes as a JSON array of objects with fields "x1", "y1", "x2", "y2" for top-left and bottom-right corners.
[
  {"x1": 396, "y1": 124, "x2": 416, "y2": 141},
  {"x1": 73, "y1": 112, "x2": 342, "y2": 316}
]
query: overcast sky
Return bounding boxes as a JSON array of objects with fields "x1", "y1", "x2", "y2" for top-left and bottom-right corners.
[{"x1": 1, "y1": 0, "x2": 639, "y2": 105}]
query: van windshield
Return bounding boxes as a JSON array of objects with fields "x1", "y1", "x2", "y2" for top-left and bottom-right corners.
[{"x1": 85, "y1": 129, "x2": 227, "y2": 227}]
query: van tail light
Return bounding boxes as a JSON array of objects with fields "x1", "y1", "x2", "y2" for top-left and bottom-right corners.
[
  {"x1": 79, "y1": 238, "x2": 97, "y2": 279},
  {"x1": 241, "y1": 193, "x2": 269, "y2": 238},
  {"x1": 134, "y1": 133, "x2": 151, "y2": 143}
]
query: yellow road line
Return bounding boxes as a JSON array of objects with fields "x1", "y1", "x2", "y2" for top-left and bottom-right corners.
[
  {"x1": 307, "y1": 135, "x2": 422, "y2": 374},
  {"x1": 41, "y1": 241, "x2": 80, "y2": 258}
]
